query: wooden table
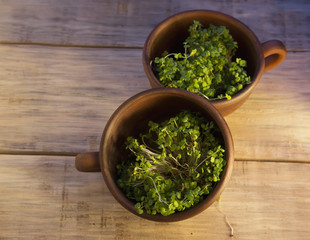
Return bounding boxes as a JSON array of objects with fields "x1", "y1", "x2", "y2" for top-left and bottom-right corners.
[{"x1": 0, "y1": 1, "x2": 309, "y2": 239}]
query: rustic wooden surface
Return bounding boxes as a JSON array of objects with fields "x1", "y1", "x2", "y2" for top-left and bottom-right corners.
[
  {"x1": 0, "y1": 0, "x2": 309, "y2": 239},
  {"x1": 1, "y1": 155, "x2": 309, "y2": 240}
]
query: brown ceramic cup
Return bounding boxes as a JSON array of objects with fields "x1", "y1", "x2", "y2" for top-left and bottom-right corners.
[
  {"x1": 142, "y1": 10, "x2": 287, "y2": 116},
  {"x1": 75, "y1": 88, "x2": 234, "y2": 222}
]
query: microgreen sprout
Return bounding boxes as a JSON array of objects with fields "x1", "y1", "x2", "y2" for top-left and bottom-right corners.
[
  {"x1": 152, "y1": 20, "x2": 251, "y2": 101},
  {"x1": 117, "y1": 110, "x2": 226, "y2": 216}
]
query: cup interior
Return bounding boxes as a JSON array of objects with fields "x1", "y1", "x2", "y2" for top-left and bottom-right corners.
[{"x1": 100, "y1": 88, "x2": 234, "y2": 221}]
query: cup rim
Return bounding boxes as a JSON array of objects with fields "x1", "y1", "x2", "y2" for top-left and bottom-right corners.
[
  {"x1": 100, "y1": 88, "x2": 234, "y2": 222},
  {"x1": 142, "y1": 9, "x2": 264, "y2": 107}
]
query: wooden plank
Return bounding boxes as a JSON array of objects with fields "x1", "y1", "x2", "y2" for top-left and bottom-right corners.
[
  {"x1": 0, "y1": 0, "x2": 308, "y2": 50},
  {"x1": 0, "y1": 45, "x2": 309, "y2": 161},
  {"x1": 0, "y1": 155, "x2": 309, "y2": 239},
  {"x1": 226, "y1": 51, "x2": 310, "y2": 161},
  {"x1": 0, "y1": 45, "x2": 150, "y2": 154}
]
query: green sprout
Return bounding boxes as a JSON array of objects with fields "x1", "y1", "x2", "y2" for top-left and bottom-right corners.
[
  {"x1": 152, "y1": 20, "x2": 251, "y2": 100},
  {"x1": 117, "y1": 110, "x2": 226, "y2": 216}
]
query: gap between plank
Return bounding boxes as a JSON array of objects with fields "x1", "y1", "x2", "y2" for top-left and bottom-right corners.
[
  {"x1": 0, "y1": 41, "x2": 143, "y2": 50},
  {"x1": 0, "y1": 150, "x2": 309, "y2": 164},
  {"x1": 0, "y1": 41, "x2": 308, "y2": 53},
  {"x1": 0, "y1": 150, "x2": 77, "y2": 157}
]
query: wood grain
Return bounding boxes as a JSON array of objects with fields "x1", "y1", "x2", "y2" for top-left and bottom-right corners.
[
  {"x1": 0, "y1": 45, "x2": 149, "y2": 154},
  {"x1": 226, "y1": 51, "x2": 310, "y2": 161},
  {"x1": 0, "y1": 0, "x2": 308, "y2": 239},
  {"x1": 0, "y1": 155, "x2": 309, "y2": 239},
  {"x1": 0, "y1": 45, "x2": 309, "y2": 162},
  {"x1": 0, "y1": 0, "x2": 308, "y2": 50}
]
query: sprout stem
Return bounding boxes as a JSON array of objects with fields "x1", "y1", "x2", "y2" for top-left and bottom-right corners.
[{"x1": 147, "y1": 176, "x2": 169, "y2": 206}]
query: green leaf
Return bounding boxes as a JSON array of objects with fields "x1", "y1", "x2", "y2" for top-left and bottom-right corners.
[{"x1": 190, "y1": 49, "x2": 197, "y2": 56}]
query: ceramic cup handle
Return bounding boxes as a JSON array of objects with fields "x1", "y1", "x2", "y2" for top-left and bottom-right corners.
[
  {"x1": 262, "y1": 40, "x2": 287, "y2": 73},
  {"x1": 75, "y1": 152, "x2": 101, "y2": 172}
]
